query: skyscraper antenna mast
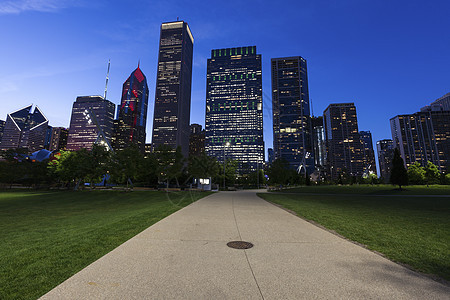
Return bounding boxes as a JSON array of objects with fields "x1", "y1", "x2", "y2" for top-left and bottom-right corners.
[
  {"x1": 310, "y1": 97, "x2": 314, "y2": 117},
  {"x1": 104, "y1": 59, "x2": 110, "y2": 99}
]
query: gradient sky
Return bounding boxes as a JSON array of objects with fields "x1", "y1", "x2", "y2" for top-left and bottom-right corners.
[{"x1": 0, "y1": 0, "x2": 449, "y2": 170}]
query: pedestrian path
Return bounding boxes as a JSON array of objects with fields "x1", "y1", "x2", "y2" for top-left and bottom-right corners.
[{"x1": 41, "y1": 190, "x2": 450, "y2": 299}]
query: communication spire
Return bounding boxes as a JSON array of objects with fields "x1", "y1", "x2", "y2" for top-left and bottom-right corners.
[{"x1": 104, "y1": 59, "x2": 110, "y2": 99}]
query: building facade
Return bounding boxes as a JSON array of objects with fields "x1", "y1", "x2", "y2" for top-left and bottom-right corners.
[
  {"x1": 271, "y1": 56, "x2": 313, "y2": 172},
  {"x1": 376, "y1": 139, "x2": 394, "y2": 182},
  {"x1": 205, "y1": 46, "x2": 264, "y2": 173},
  {"x1": 359, "y1": 130, "x2": 377, "y2": 175},
  {"x1": 113, "y1": 66, "x2": 149, "y2": 152},
  {"x1": 66, "y1": 96, "x2": 115, "y2": 151},
  {"x1": 323, "y1": 103, "x2": 365, "y2": 180},
  {"x1": 0, "y1": 120, "x2": 5, "y2": 144},
  {"x1": 312, "y1": 116, "x2": 326, "y2": 168},
  {"x1": 152, "y1": 21, "x2": 194, "y2": 157},
  {"x1": 390, "y1": 110, "x2": 449, "y2": 173},
  {"x1": 189, "y1": 123, "x2": 205, "y2": 157},
  {"x1": 49, "y1": 127, "x2": 68, "y2": 152},
  {"x1": 0, "y1": 105, "x2": 49, "y2": 152}
]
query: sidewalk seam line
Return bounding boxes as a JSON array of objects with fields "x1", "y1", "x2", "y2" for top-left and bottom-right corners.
[{"x1": 231, "y1": 195, "x2": 265, "y2": 300}]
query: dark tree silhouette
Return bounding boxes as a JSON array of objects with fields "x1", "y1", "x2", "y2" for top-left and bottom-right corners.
[{"x1": 390, "y1": 148, "x2": 408, "y2": 189}]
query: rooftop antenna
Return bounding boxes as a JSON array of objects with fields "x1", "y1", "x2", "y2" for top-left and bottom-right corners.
[
  {"x1": 104, "y1": 59, "x2": 110, "y2": 99},
  {"x1": 310, "y1": 97, "x2": 314, "y2": 117},
  {"x1": 177, "y1": 16, "x2": 179, "y2": 21}
]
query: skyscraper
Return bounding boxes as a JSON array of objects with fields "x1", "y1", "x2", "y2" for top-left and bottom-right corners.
[
  {"x1": 66, "y1": 96, "x2": 115, "y2": 151},
  {"x1": 312, "y1": 116, "x2": 326, "y2": 168},
  {"x1": 49, "y1": 127, "x2": 68, "y2": 152},
  {"x1": 189, "y1": 123, "x2": 205, "y2": 157},
  {"x1": 323, "y1": 103, "x2": 365, "y2": 180},
  {"x1": 205, "y1": 46, "x2": 264, "y2": 173},
  {"x1": 390, "y1": 109, "x2": 449, "y2": 173},
  {"x1": 359, "y1": 130, "x2": 377, "y2": 175},
  {"x1": 271, "y1": 56, "x2": 313, "y2": 172},
  {"x1": 0, "y1": 105, "x2": 49, "y2": 152},
  {"x1": 113, "y1": 65, "x2": 149, "y2": 152},
  {"x1": 377, "y1": 139, "x2": 394, "y2": 182},
  {"x1": 152, "y1": 21, "x2": 194, "y2": 157}
]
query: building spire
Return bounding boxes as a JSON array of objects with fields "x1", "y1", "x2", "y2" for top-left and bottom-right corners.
[{"x1": 138, "y1": 59, "x2": 140, "y2": 69}]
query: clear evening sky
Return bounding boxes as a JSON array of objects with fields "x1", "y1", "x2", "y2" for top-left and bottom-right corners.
[{"x1": 0, "y1": 0, "x2": 449, "y2": 167}]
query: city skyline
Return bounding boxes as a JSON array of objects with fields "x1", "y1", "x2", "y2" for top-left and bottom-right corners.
[{"x1": 0, "y1": 0, "x2": 449, "y2": 168}]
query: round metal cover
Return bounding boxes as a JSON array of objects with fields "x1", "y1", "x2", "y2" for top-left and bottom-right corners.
[{"x1": 227, "y1": 241, "x2": 254, "y2": 249}]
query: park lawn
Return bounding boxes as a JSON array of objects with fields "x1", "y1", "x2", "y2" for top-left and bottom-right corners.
[
  {"x1": 258, "y1": 191, "x2": 450, "y2": 281},
  {"x1": 278, "y1": 184, "x2": 450, "y2": 195},
  {"x1": 0, "y1": 190, "x2": 212, "y2": 300}
]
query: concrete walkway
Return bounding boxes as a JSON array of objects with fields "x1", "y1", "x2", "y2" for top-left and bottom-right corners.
[{"x1": 41, "y1": 190, "x2": 450, "y2": 299}]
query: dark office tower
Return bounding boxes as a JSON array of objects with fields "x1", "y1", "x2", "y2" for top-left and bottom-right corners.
[
  {"x1": 66, "y1": 96, "x2": 115, "y2": 151},
  {"x1": 377, "y1": 139, "x2": 394, "y2": 182},
  {"x1": 267, "y1": 148, "x2": 275, "y2": 164},
  {"x1": 390, "y1": 109, "x2": 449, "y2": 174},
  {"x1": 189, "y1": 123, "x2": 205, "y2": 157},
  {"x1": 323, "y1": 103, "x2": 365, "y2": 180},
  {"x1": 205, "y1": 46, "x2": 264, "y2": 173},
  {"x1": 0, "y1": 120, "x2": 5, "y2": 144},
  {"x1": 113, "y1": 66, "x2": 149, "y2": 152},
  {"x1": 272, "y1": 56, "x2": 313, "y2": 172},
  {"x1": 152, "y1": 21, "x2": 194, "y2": 158},
  {"x1": 311, "y1": 116, "x2": 326, "y2": 168},
  {"x1": 0, "y1": 105, "x2": 49, "y2": 152},
  {"x1": 49, "y1": 127, "x2": 68, "y2": 151},
  {"x1": 359, "y1": 131, "x2": 377, "y2": 175}
]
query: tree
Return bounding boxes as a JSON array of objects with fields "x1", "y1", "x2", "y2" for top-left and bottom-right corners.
[
  {"x1": 407, "y1": 162, "x2": 425, "y2": 185},
  {"x1": 390, "y1": 148, "x2": 408, "y2": 189},
  {"x1": 424, "y1": 161, "x2": 440, "y2": 186},
  {"x1": 154, "y1": 145, "x2": 185, "y2": 188},
  {"x1": 110, "y1": 146, "x2": 143, "y2": 187},
  {"x1": 188, "y1": 153, "x2": 219, "y2": 180}
]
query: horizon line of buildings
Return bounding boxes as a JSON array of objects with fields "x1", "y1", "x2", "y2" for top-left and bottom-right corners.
[{"x1": 0, "y1": 20, "x2": 448, "y2": 181}]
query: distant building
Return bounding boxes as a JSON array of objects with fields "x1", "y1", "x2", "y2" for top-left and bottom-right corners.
[
  {"x1": 312, "y1": 116, "x2": 326, "y2": 168},
  {"x1": 0, "y1": 120, "x2": 5, "y2": 144},
  {"x1": 152, "y1": 21, "x2": 194, "y2": 158},
  {"x1": 205, "y1": 46, "x2": 264, "y2": 173},
  {"x1": 189, "y1": 124, "x2": 205, "y2": 157},
  {"x1": 377, "y1": 139, "x2": 394, "y2": 182},
  {"x1": 390, "y1": 109, "x2": 449, "y2": 173},
  {"x1": 323, "y1": 103, "x2": 365, "y2": 180},
  {"x1": 113, "y1": 65, "x2": 149, "y2": 153},
  {"x1": 359, "y1": 130, "x2": 377, "y2": 176},
  {"x1": 0, "y1": 105, "x2": 49, "y2": 152},
  {"x1": 420, "y1": 92, "x2": 450, "y2": 112},
  {"x1": 267, "y1": 148, "x2": 275, "y2": 164},
  {"x1": 49, "y1": 127, "x2": 68, "y2": 151},
  {"x1": 66, "y1": 96, "x2": 115, "y2": 151},
  {"x1": 271, "y1": 56, "x2": 313, "y2": 172},
  {"x1": 144, "y1": 143, "x2": 152, "y2": 156}
]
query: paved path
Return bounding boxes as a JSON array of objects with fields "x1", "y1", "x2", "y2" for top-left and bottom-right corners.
[{"x1": 41, "y1": 190, "x2": 450, "y2": 299}]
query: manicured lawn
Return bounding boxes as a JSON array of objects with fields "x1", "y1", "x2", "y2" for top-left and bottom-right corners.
[
  {"x1": 0, "y1": 190, "x2": 211, "y2": 300},
  {"x1": 277, "y1": 184, "x2": 450, "y2": 195},
  {"x1": 258, "y1": 190, "x2": 450, "y2": 281}
]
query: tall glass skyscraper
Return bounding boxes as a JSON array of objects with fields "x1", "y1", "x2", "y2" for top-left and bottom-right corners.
[
  {"x1": 151, "y1": 21, "x2": 194, "y2": 157},
  {"x1": 359, "y1": 130, "x2": 377, "y2": 175},
  {"x1": 113, "y1": 65, "x2": 149, "y2": 152},
  {"x1": 66, "y1": 96, "x2": 115, "y2": 151},
  {"x1": 323, "y1": 103, "x2": 365, "y2": 180},
  {"x1": 205, "y1": 46, "x2": 264, "y2": 173},
  {"x1": 271, "y1": 56, "x2": 313, "y2": 172}
]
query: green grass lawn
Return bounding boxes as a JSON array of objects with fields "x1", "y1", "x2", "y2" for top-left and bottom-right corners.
[
  {"x1": 0, "y1": 190, "x2": 211, "y2": 300},
  {"x1": 277, "y1": 184, "x2": 450, "y2": 195},
  {"x1": 258, "y1": 189, "x2": 450, "y2": 281}
]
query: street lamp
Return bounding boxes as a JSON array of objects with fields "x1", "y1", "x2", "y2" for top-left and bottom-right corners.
[{"x1": 223, "y1": 142, "x2": 230, "y2": 189}]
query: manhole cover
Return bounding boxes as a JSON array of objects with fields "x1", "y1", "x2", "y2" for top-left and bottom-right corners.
[{"x1": 227, "y1": 241, "x2": 254, "y2": 249}]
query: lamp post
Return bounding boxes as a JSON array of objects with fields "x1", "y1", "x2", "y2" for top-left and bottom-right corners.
[{"x1": 223, "y1": 142, "x2": 230, "y2": 189}]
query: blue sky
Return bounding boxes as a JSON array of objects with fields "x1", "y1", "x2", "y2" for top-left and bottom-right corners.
[{"x1": 0, "y1": 0, "x2": 449, "y2": 167}]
